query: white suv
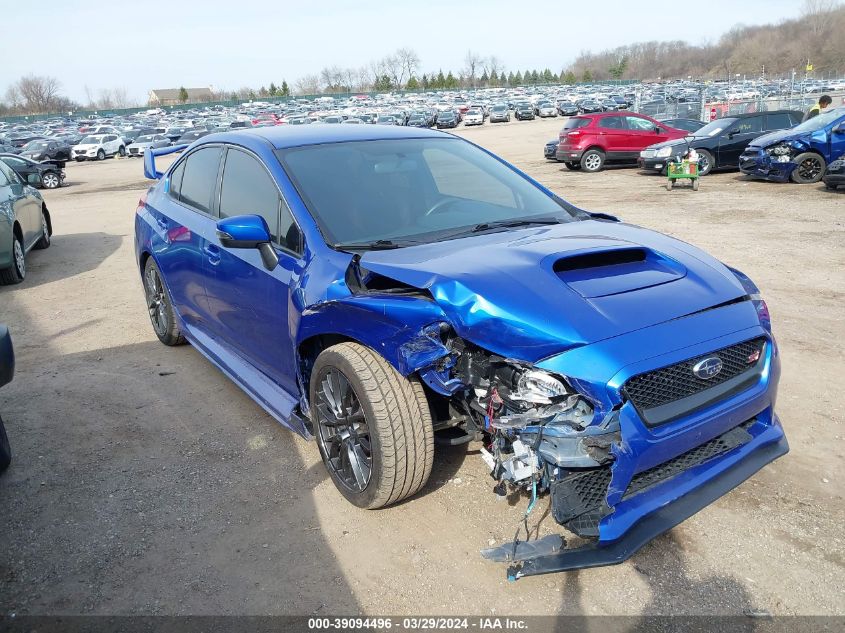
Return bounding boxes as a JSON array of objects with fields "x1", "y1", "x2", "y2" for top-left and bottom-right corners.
[{"x1": 71, "y1": 134, "x2": 126, "y2": 161}]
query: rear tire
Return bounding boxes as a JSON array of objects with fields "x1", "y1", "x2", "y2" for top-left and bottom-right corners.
[
  {"x1": 0, "y1": 235, "x2": 25, "y2": 285},
  {"x1": 580, "y1": 149, "x2": 605, "y2": 173},
  {"x1": 310, "y1": 342, "x2": 434, "y2": 509},
  {"x1": 143, "y1": 258, "x2": 186, "y2": 346},
  {"x1": 790, "y1": 153, "x2": 826, "y2": 184},
  {"x1": 0, "y1": 414, "x2": 10, "y2": 473},
  {"x1": 564, "y1": 162, "x2": 581, "y2": 170}
]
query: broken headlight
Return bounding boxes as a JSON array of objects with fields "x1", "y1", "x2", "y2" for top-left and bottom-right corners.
[
  {"x1": 766, "y1": 143, "x2": 794, "y2": 163},
  {"x1": 514, "y1": 369, "x2": 569, "y2": 404}
]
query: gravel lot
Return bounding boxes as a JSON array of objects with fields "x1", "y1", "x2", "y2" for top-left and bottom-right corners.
[{"x1": 0, "y1": 117, "x2": 843, "y2": 617}]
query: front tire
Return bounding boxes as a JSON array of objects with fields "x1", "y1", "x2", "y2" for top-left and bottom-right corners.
[
  {"x1": 696, "y1": 149, "x2": 714, "y2": 176},
  {"x1": 564, "y1": 162, "x2": 581, "y2": 171},
  {"x1": 34, "y1": 209, "x2": 51, "y2": 250},
  {"x1": 790, "y1": 153, "x2": 826, "y2": 184},
  {"x1": 143, "y1": 258, "x2": 185, "y2": 346},
  {"x1": 580, "y1": 149, "x2": 605, "y2": 172},
  {"x1": 0, "y1": 235, "x2": 25, "y2": 285},
  {"x1": 41, "y1": 171, "x2": 60, "y2": 189},
  {"x1": 96, "y1": 149, "x2": 105, "y2": 161},
  {"x1": 311, "y1": 342, "x2": 434, "y2": 509},
  {"x1": 118, "y1": 145, "x2": 126, "y2": 157}
]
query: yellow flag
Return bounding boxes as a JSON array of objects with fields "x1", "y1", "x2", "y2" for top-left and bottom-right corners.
[{"x1": 806, "y1": 63, "x2": 814, "y2": 71}]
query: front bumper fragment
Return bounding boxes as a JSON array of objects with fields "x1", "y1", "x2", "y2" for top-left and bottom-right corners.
[
  {"x1": 510, "y1": 429, "x2": 788, "y2": 579},
  {"x1": 739, "y1": 149, "x2": 794, "y2": 182}
]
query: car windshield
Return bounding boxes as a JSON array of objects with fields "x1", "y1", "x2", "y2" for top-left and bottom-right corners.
[
  {"x1": 278, "y1": 137, "x2": 582, "y2": 247},
  {"x1": 80, "y1": 136, "x2": 100, "y2": 144},
  {"x1": 788, "y1": 107, "x2": 845, "y2": 133},
  {"x1": 693, "y1": 118, "x2": 737, "y2": 137},
  {"x1": 24, "y1": 141, "x2": 50, "y2": 149},
  {"x1": 137, "y1": 135, "x2": 156, "y2": 142}
]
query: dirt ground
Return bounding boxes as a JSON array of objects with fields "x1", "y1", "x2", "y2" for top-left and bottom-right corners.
[{"x1": 0, "y1": 117, "x2": 843, "y2": 617}]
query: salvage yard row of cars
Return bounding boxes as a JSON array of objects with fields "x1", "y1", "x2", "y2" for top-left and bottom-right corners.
[{"x1": 545, "y1": 106, "x2": 845, "y2": 187}]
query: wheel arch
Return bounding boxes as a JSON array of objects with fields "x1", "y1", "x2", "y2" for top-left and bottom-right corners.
[{"x1": 41, "y1": 203, "x2": 52, "y2": 236}]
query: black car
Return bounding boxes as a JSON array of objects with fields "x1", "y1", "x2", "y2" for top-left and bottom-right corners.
[
  {"x1": 638, "y1": 110, "x2": 803, "y2": 176},
  {"x1": 557, "y1": 101, "x2": 579, "y2": 116},
  {"x1": 577, "y1": 99, "x2": 603, "y2": 114},
  {"x1": 823, "y1": 154, "x2": 845, "y2": 190},
  {"x1": 19, "y1": 139, "x2": 72, "y2": 162},
  {"x1": 0, "y1": 154, "x2": 65, "y2": 189},
  {"x1": 657, "y1": 118, "x2": 707, "y2": 133},
  {"x1": 175, "y1": 130, "x2": 211, "y2": 144},
  {"x1": 514, "y1": 104, "x2": 535, "y2": 120},
  {"x1": 435, "y1": 111, "x2": 458, "y2": 129},
  {"x1": 406, "y1": 113, "x2": 430, "y2": 128},
  {"x1": 544, "y1": 139, "x2": 559, "y2": 161},
  {"x1": 0, "y1": 324, "x2": 13, "y2": 473}
]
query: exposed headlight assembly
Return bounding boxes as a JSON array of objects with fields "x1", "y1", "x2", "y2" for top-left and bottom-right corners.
[
  {"x1": 514, "y1": 369, "x2": 569, "y2": 404},
  {"x1": 766, "y1": 143, "x2": 794, "y2": 162}
]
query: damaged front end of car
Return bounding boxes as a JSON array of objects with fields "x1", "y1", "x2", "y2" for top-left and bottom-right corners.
[
  {"x1": 739, "y1": 140, "x2": 806, "y2": 182},
  {"x1": 298, "y1": 227, "x2": 788, "y2": 580}
]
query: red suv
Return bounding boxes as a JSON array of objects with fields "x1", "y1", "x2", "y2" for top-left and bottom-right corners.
[{"x1": 555, "y1": 112, "x2": 688, "y2": 172}]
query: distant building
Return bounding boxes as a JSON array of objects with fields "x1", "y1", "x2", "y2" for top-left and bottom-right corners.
[{"x1": 148, "y1": 87, "x2": 213, "y2": 106}]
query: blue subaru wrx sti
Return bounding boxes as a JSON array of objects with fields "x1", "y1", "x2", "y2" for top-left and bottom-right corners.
[{"x1": 134, "y1": 125, "x2": 787, "y2": 578}]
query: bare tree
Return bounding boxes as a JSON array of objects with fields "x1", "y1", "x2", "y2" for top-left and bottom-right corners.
[
  {"x1": 802, "y1": 0, "x2": 839, "y2": 35},
  {"x1": 463, "y1": 50, "x2": 483, "y2": 88},
  {"x1": 483, "y1": 55, "x2": 505, "y2": 79},
  {"x1": 294, "y1": 74, "x2": 321, "y2": 95},
  {"x1": 16, "y1": 75, "x2": 62, "y2": 113},
  {"x1": 396, "y1": 48, "x2": 420, "y2": 86}
]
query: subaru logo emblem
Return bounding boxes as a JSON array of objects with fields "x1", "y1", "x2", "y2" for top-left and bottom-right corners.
[{"x1": 693, "y1": 357, "x2": 723, "y2": 380}]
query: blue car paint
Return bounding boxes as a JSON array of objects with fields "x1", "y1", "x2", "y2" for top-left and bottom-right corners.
[
  {"x1": 739, "y1": 107, "x2": 845, "y2": 181},
  {"x1": 135, "y1": 125, "x2": 786, "y2": 569}
]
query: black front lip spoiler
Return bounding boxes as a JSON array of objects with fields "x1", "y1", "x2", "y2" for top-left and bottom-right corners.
[{"x1": 512, "y1": 435, "x2": 789, "y2": 579}]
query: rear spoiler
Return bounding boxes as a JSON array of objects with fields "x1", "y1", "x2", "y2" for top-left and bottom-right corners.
[{"x1": 144, "y1": 144, "x2": 189, "y2": 180}]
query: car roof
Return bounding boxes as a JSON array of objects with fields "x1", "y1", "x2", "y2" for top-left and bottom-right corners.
[
  {"x1": 729, "y1": 110, "x2": 801, "y2": 118},
  {"x1": 196, "y1": 124, "x2": 449, "y2": 151}
]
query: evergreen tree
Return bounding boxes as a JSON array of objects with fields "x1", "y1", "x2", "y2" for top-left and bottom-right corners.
[
  {"x1": 281, "y1": 80, "x2": 290, "y2": 96},
  {"x1": 178, "y1": 86, "x2": 189, "y2": 103},
  {"x1": 374, "y1": 75, "x2": 393, "y2": 91},
  {"x1": 513, "y1": 71, "x2": 522, "y2": 85},
  {"x1": 421, "y1": 74, "x2": 429, "y2": 89},
  {"x1": 406, "y1": 76, "x2": 420, "y2": 90},
  {"x1": 507, "y1": 71, "x2": 516, "y2": 85},
  {"x1": 258, "y1": 85, "x2": 269, "y2": 97},
  {"x1": 562, "y1": 71, "x2": 576, "y2": 85},
  {"x1": 490, "y1": 70, "x2": 499, "y2": 86},
  {"x1": 445, "y1": 71, "x2": 458, "y2": 89},
  {"x1": 269, "y1": 82, "x2": 278, "y2": 96},
  {"x1": 542, "y1": 68, "x2": 554, "y2": 83},
  {"x1": 582, "y1": 69, "x2": 593, "y2": 82},
  {"x1": 530, "y1": 70, "x2": 540, "y2": 84},
  {"x1": 436, "y1": 70, "x2": 446, "y2": 88},
  {"x1": 480, "y1": 70, "x2": 489, "y2": 86}
]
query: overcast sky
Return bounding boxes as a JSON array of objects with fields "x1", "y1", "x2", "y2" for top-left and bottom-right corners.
[{"x1": 4, "y1": 0, "x2": 808, "y2": 104}]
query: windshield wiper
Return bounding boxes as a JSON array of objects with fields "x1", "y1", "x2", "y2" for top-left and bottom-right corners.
[
  {"x1": 469, "y1": 217, "x2": 564, "y2": 233},
  {"x1": 334, "y1": 239, "x2": 411, "y2": 251}
]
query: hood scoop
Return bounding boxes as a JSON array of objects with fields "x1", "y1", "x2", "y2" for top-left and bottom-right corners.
[{"x1": 552, "y1": 247, "x2": 687, "y2": 298}]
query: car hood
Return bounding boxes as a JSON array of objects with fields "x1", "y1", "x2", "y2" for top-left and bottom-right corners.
[
  {"x1": 746, "y1": 127, "x2": 814, "y2": 149},
  {"x1": 359, "y1": 220, "x2": 748, "y2": 362}
]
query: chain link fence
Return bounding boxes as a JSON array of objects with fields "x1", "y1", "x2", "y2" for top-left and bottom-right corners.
[{"x1": 634, "y1": 90, "x2": 844, "y2": 122}]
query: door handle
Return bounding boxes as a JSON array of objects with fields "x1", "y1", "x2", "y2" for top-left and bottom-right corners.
[{"x1": 203, "y1": 244, "x2": 221, "y2": 265}]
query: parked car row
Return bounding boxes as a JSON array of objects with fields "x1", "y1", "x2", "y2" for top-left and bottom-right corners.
[{"x1": 543, "y1": 106, "x2": 845, "y2": 188}]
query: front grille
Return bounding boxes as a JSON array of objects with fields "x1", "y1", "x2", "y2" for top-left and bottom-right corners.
[
  {"x1": 622, "y1": 338, "x2": 765, "y2": 412},
  {"x1": 623, "y1": 422, "x2": 753, "y2": 499},
  {"x1": 551, "y1": 468, "x2": 612, "y2": 538}
]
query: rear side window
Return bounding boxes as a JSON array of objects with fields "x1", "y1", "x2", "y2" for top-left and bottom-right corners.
[
  {"x1": 0, "y1": 162, "x2": 10, "y2": 186},
  {"x1": 168, "y1": 159, "x2": 186, "y2": 198},
  {"x1": 178, "y1": 147, "x2": 221, "y2": 213},
  {"x1": 598, "y1": 116, "x2": 625, "y2": 130},
  {"x1": 219, "y1": 148, "x2": 281, "y2": 240},
  {"x1": 766, "y1": 113, "x2": 792, "y2": 130},
  {"x1": 563, "y1": 118, "x2": 590, "y2": 130}
]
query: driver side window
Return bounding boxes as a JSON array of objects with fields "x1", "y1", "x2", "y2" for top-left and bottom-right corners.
[{"x1": 625, "y1": 116, "x2": 655, "y2": 131}]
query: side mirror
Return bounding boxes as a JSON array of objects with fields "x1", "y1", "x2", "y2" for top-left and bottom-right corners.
[
  {"x1": 655, "y1": 126, "x2": 663, "y2": 134},
  {"x1": 216, "y1": 214, "x2": 278, "y2": 270}
]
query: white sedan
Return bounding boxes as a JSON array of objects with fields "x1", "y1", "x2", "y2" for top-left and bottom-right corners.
[{"x1": 463, "y1": 109, "x2": 484, "y2": 126}]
